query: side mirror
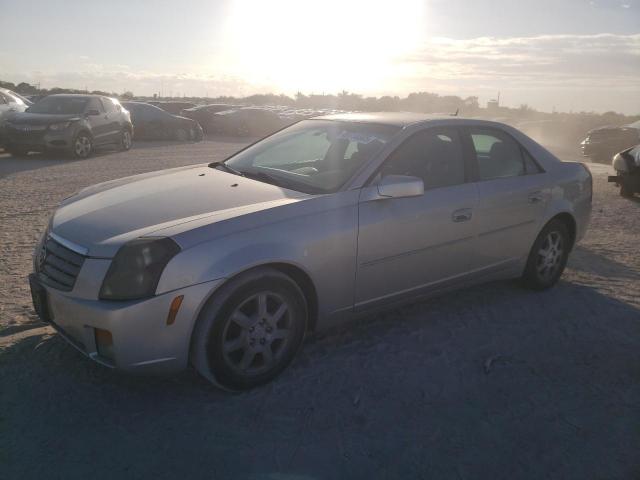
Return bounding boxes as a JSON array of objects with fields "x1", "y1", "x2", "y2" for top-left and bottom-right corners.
[
  {"x1": 86, "y1": 109, "x2": 100, "y2": 116},
  {"x1": 377, "y1": 175, "x2": 424, "y2": 198}
]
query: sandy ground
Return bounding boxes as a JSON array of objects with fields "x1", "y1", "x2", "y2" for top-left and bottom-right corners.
[{"x1": 0, "y1": 138, "x2": 639, "y2": 479}]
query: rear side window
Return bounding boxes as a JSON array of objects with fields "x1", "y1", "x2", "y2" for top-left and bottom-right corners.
[
  {"x1": 87, "y1": 97, "x2": 104, "y2": 113},
  {"x1": 469, "y1": 129, "x2": 531, "y2": 180},
  {"x1": 382, "y1": 128, "x2": 466, "y2": 190},
  {"x1": 102, "y1": 97, "x2": 116, "y2": 113}
]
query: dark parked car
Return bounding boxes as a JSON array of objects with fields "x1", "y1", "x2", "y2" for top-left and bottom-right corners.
[
  {"x1": 608, "y1": 144, "x2": 640, "y2": 197},
  {"x1": 180, "y1": 104, "x2": 238, "y2": 133},
  {"x1": 581, "y1": 121, "x2": 640, "y2": 163},
  {"x1": 211, "y1": 108, "x2": 287, "y2": 136},
  {"x1": 122, "y1": 101, "x2": 203, "y2": 141},
  {"x1": 3, "y1": 94, "x2": 132, "y2": 158},
  {"x1": 147, "y1": 101, "x2": 197, "y2": 115}
]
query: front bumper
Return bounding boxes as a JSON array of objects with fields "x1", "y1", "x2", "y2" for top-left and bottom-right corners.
[
  {"x1": 5, "y1": 126, "x2": 74, "y2": 151},
  {"x1": 30, "y1": 273, "x2": 223, "y2": 374}
]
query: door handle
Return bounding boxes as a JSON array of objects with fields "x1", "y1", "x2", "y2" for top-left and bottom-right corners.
[
  {"x1": 528, "y1": 191, "x2": 544, "y2": 204},
  {"x1": 452, "y1": 208, "x2": 472, "y2": 223}
]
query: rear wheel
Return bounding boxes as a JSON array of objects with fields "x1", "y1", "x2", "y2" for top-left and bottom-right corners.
[
  {"x1": 120, "y1": 129, "x2": 132, "y2": 151},
  {"x1": 72, "y1": 133, "x2": 92, "y2": 159},
  {"x1": 191, "y1": 268, "x2": 307, "y2": 391},
  {"x1": 522, "y1": 220, "x2": 570, "y2": 290},
  {"x1": 175, "y1": 128, "x2": 189, "y2": 141}
]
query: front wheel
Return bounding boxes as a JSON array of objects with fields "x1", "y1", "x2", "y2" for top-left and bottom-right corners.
[
  {"x1": 522, "y1": 220, "x2": 571, "y2": 290},
  {"x1": 191, "y1": 268, "x2": 307, "y2": 391},
  {"x1": 71, "y1": 133, "x2": 92, "y2": 159}
]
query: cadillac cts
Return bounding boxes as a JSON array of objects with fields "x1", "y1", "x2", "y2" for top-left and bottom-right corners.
[{"x1": 29, "y1": 113, "x2": 592, "y2": 390}]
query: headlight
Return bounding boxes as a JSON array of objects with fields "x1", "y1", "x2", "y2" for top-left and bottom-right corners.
[
  {"x1": 99, "y1": 237, "x2": 180, "y2": 300},
  {"x1": 48, "y1": 122, "x2": 71, "y2": 131}
]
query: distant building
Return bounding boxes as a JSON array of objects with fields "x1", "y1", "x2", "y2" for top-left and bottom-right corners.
[{"x1": 487, "y1": 92, "x2": 501, "y2": 112}]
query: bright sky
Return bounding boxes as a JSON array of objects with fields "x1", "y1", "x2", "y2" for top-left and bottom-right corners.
[{"x1": 1, "y1": 0, "x2": 639, "y2": 113}]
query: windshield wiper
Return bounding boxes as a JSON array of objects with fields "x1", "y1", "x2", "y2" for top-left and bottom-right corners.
[
  {"x1": 241, "y1": 170, "x2": 285, "y2": 188},
  {"x1": 208, "y1": 161, "x2": 244, "y2": 177}
]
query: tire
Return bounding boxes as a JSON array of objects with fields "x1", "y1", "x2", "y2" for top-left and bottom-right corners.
[
  {"x1": 522, "y1": 219, "x2": 571, "y2": 290},
  {"x1": 175, "y1": 128, "x2": 189, "y2": 141},
  {"x1": 120, "y1": 129, "x2": 133, "y2": 151},
  {"x1": 619, "y1": 176, "x2": 633, "y2": 198},
  {"x1": 71, "y1": 132, "x2": 92, "y2": 159},
  {"x1": 191, "y1": 268, "x2": 308, "y2": 391}
]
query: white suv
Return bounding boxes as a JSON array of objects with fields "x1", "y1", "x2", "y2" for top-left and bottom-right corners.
[{"x1": 0, "y1": 87, "x2": 31, "y2": 146}]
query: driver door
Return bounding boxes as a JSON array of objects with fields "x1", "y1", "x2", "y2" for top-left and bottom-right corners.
[{"x1": 355, "y1": 127, "x2": 479, "y2": 310}]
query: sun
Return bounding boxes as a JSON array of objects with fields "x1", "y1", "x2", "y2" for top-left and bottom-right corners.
[{"x1": 220, "y1": 0, "x2": 425, "y2": 95}]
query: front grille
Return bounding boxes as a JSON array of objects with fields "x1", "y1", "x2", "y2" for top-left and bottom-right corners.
[
  {"x1": 36, "y1": 236, "x2": 86, "y2": 291},
  {"x1": 6, "y1": 125, "x2": 47, "y2": 143}
]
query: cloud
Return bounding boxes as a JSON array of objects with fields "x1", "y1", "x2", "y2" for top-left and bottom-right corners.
[
  {"x1": 400, "y1": 33, "x2": 640, "y2": 91},
  {"x1": 6, "y1": 66, "x2": 263, "y2": 98}
]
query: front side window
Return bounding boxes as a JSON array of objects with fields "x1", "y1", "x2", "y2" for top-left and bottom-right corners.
[
  {"x1": 224, "y1": 120, "x2": 399, "y2": 194},
  {"x1": 26, "y1": 96, "x2": 89, "y2": 114},
  {"x1": 380, "y1": 128, "x2": 466, "y2": 191},
  {"x1": 469, "y1": 129, "x2": 528, "y2": 180}
]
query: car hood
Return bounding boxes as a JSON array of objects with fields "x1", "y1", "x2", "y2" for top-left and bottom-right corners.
[
  {"x1": 9, "y1": 112, "x2": 82, "y2": 125},
  {"x1": 52, "y1": 165, "x2": 308, "y2": 257}
]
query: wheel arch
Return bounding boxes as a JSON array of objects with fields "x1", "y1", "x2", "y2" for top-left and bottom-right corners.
[
  {"x1": 544, "y1": 211, "x2": 577, "y2": 251},
  {"x1": 75, "y1": 127, "x2": 93, "y2": 139},
  {"x1": 193, "y1": 261, "x2": 320, "y2": 336}
]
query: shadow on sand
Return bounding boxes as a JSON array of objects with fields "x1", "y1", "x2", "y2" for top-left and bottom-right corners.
[{"x1": 2, "y1": 280, "x2": 639, "y2": 479}]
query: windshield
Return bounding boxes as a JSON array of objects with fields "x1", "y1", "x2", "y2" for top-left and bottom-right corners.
[
  {"x1": 26, "y1": 96, "x2": 89, "y2": 114},
  {"x1": 223, "y1": 119, "x2": 400, "y2": 194}
]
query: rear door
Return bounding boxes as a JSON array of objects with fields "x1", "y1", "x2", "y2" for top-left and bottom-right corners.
[
  {"x1": 463, "y1": 127, "x2": 549, "y2": 273},
  {"x1": 85, "y1": 97, "x2": 110, "y2": 144},
  {"x1": 0, "y1": 93, "x2": 12, "y2": 124},
  {"x1": 100, "y1": 97, "x2": 121, "y2": 142},
  {"x1": 355, "y1": 127, "x2": 479, "y2": 309}
]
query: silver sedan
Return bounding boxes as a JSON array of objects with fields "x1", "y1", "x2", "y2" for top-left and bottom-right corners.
[{"x1": 29, "y1": 113, "x2": 592, "y2": 390}]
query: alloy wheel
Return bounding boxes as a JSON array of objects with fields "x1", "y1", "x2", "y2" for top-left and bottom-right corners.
[
  {"x1": 74, "y1": 135, "x2": 92, "y2": 158},
  {"x1": 122, "y1": 130, "x2": 132, "y2": 150},
  {"x1": 221, "y1": 292, "x2": 293, "y2": 376},
  {"x1": 536, "y1": 231, "x2": 564, "y2": 281}
]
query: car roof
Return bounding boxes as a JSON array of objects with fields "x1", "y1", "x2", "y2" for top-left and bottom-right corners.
[
  {"x1": 313, "y1": 112, "x2": 507, "y2": 129},
  {"x1": 313, "y1": 112, "x2": 455, "y2": 127},
  {"x1": 47, "y1": 94, "x2": 104, "y2": 99}
]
